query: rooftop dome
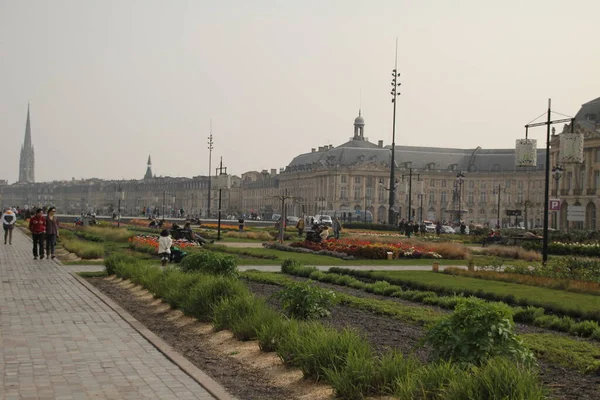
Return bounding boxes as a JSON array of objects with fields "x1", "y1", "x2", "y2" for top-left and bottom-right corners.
[{"x1": 354, "y1": 110, "x2": 365, "y2": 126}]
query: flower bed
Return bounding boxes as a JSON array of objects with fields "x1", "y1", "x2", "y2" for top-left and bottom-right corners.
[
  {"x1": 290, "y1": 239, "x2": 442, "y2": 260},
  {"x1": 128, "y1": 235, "x2": 200, "y2": 251}
]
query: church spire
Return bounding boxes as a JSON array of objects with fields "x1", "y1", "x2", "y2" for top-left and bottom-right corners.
[
  {"x1": 144, "y1": 154, "x2": 153, "y2": 180},
  {"x1": 18, "y1": 104, "x2": 35, "y2": 183}
]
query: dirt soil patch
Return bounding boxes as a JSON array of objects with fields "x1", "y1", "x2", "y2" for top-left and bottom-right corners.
[
  {"x1": 245, "y1": 280, "x2": 600, "y2": 400},
  {"x1": 87, "y1": 277, "x2": 333, "y2": 400}
]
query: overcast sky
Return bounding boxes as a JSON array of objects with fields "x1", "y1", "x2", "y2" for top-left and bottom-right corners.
[{"x1": 1, "y1": 0, "x2": 598, "y2": 183}]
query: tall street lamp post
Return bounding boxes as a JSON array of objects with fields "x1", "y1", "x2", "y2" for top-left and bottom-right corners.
[
  {"x1": 388, "y1": 39, "x2": 401, "y2": 225},
  {"x1": 455, "y1": 172, "x2": 466, "y2": 225},
  {"x1": 523, "y1": 99, "x2": 575, "y2": 264},
  {"x1": 162, "y1": 191, "x2": 166, "y2": 222},
  {"x1": 401, "y1": 168, "x2": 421, "y2": 224},
  {"x1": 117, "y1": 184, "x2": 123, "y2": 227},
  {"x1": 493, "y1": 184, "x2": 505, "y2": 229},
  {"x1": 207, "y1": 126, "x2": 214, "y2": 219}
]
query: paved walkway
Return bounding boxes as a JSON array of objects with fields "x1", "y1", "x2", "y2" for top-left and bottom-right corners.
[{"x1": 0, "y1": 229, "x2": 218, "y2": 400}]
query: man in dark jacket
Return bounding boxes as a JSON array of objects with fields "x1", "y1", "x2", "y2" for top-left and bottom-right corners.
[{"x1": 29, "y1": 208, "x2": 46, "y2": 259}]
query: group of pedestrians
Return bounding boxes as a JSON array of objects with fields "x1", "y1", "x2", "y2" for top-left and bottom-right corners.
[{"x1": 1, "y1": 207, "x2": 60, "y2": 260}]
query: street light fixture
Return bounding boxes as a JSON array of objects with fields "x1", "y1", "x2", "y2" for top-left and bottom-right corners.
[{"x1": 388, "y1": 38, "x2": 401, "y2": 225}]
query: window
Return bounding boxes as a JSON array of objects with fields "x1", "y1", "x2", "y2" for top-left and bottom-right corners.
[
  {"x1": 429, "y1": 191, "x2": 435, "y2": 204},
  {"x1": 468, "y1": 192, "x2": 474, "y2": 204},
  {"x1": 518, "y1": 181, "x2": 523, "y2": 190},
  {"x1": 580, "y1": 170, "x2": 586, "y2": 188},
  {"x1": 378, "y1": 188, "x2": 385, "y2": 202},
  {"x1": 366, "y1": 187, "x2": 373, "y2": 199},
  {"x1": 468, "y1": 180, "x2": 475, "y2": 189},
  {"x1": 341, "y1": 175, "x2": 347, "y2": 184},
  {"x1": 595, "y1": 149, "x2": 600, "y2": 163},
  {"x1": 367, "y1": 177, "x2": 375, "y2": 187},
  {"x1": 441, "y1": 191, "x2": 447, "y2": 203},
  {"x1": 441, "y1": 180, "x2": 447, "y2": 188},
  {"x1": 595, "y1": 171, "x2": 600, "y2": 188},
  {"x1": 566, "y1": 172, "x2": 572, "y2": 190},
  {"x1": 506, "y1": 192, "x2": 511, "y2": 204},
  {"x1": 480, "y1": 182, "x2": 487, "y2": 190},
  {"x1": 505, "y1": 180, "x2": 511, "y2": 189},
  {"x1": 340, "y1": 187, "x2": 347, "y2": 200},
  {"x1": 480, "y1": 191, "x2": 487, "y2": 203},
  {"x1": 430, "y1": 179, "x2": 436, "y2": 187},
  {"x1": 354, "y1": 176, "x2": 361, "y2": 184},
  {"x1": 354, "y1": 186, "x2": 361, "y2": 200},
  {"x1": 517, "y1": 192, "x2": 524, "y2": 203}
]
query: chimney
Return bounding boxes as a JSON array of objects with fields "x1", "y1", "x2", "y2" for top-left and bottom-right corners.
[
  {"x1": 311, "y1": 148, "x2": 316, "y2": 153},
  {"x1": 378, "y1": 140, "x2": 383, "y2": 148},
  {"x1": 329, "y1": 144, "x2": 333, "y2": 149},
  {"x1": 271, "y1": 169, "x2": 277, "y2": 176}
]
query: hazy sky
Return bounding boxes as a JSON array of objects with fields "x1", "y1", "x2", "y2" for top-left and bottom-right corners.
[{"x1": 1, "y1": 0, "x2": 598, "y2": 183}]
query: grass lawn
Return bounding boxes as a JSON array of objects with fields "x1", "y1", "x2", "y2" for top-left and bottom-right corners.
[
  {"x1": 211, "y1": 245, "x2": 468, "y2": 266},
  {"x1": 368, "y1": 270, "x2": 600, "y2": 320}
]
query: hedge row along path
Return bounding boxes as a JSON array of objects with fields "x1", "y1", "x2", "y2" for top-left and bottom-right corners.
[{"x1": 0, "y1": 229, "x2": 221, "y2": 400}]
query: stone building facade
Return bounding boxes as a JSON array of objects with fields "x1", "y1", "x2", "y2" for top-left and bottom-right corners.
[{"x1": 550, "y1": 97, "x2": 600, "y2": 230}]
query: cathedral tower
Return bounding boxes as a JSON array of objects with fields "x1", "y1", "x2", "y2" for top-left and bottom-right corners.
[
  {"x1": 144, "y1": 155, "x2": 153, "y2": 179},
  {"x1": 18, "y1": 104, "x2": 35, "y2": 183}
]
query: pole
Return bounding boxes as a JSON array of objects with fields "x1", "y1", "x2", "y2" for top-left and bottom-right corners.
[
  {"x1": 162, "y1": 191, "x2": 166, "y2": 222},
  {"x1": 217, "y1": 189, "x2": 222, "y2": 241},
  {"x1": 388, "y1": 38, "x2": 399, "y2": 225},
  {"x1": 497, "y1": 184, "x2": 501, "y2": 229},
  {"x1": 207, "y1": 126, "x2": 213, "y2": 219},
  {"x1": 542, "y1": 99, "x2": 551, "y2": 264},
  {"x1": 420, "y1": 193, "x2": 423, "y2": 222},
  {"x1": 408, "y1": 169, "x2": 413, "y2": 223},
  {"x1": 458, "y1": 180, "x2": 462, "y2": 225}
]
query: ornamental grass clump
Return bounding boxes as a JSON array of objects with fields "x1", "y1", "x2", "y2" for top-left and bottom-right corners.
[
  {"x1": 179, "y1": 251, "x2": 238, "y2": 277},
  {"x1": 276, "y1": 280, "x2": 338, "y2": 320},
  {"x1": 423, "y1": 297, "x2": 535, "y2": 367},
  {"x1": 281, "y1": 258, "x2": 317, "y2": 277},
  {"x1": 256, "y1": 317, "x2": 300, "y2": 352},
  {"x1": 181, "y1": 276, "x2": 249, "y2": 321}
]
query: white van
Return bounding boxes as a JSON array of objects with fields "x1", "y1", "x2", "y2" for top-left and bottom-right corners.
[{"x1": 314, "y1": 215, "x2": 333, "y2": 227}]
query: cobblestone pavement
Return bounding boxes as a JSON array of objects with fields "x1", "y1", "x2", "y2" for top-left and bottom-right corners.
[{"x1": 0, "y1": 229, "x2": 217, "y2": 400}]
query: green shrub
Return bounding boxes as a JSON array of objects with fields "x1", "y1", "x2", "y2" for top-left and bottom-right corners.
[
  {"x1": 373, "y1": 351, "x2": 421, "y2": 395},
  {"x1": 212, "y1": 293, "x2": 263, "y2": 331},
  {"x1": 395, "y1": 360, "x2": 461, "y2": 399},
  {"x1": 230, "y1": 302, "x2": 282, "y2": 341},
  {"x1": 324, "y1": 347, "x2": 376, "y2": 400},
  {"x1": 513, "y1": 306, "x2": 545, "y2": 323},
  {"x1": 179, "y1": 251, "x2": 238, "y2": 277},
  {"x1": 446, "y1": 358, "x2": 545, "y2": 400},
  {"x1": 571, "y1": 320, "x2": 600, "y2": 337},
  {"x1": 533, "y1": 315, "x2": 573, "y2": 332},
  {"x1": 281, "y1": 258, "x2": 318, "y2": 277},
  {"x1": 181, "y1": 276, "x2": 249, "y2": 321},
  {"x1": 276, "y1": 280, "x2": 338, "y2": 320},
  {"x1": 257, "y1": 317, "x2": 300, "y2": 352},
  {"x1": 424, "y1": 298, "x2": 535, "y2": 366},
  {"x1": 278, "y1": 324, "x2": 372, "y2": 381},
  {"x1": 161, "y1": 272, "x2": 203, "y2": 309}
]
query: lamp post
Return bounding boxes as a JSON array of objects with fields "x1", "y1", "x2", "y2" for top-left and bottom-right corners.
[
  {"x1": 162, "y1": 191, "x2": 166, "y2": 222},
  {"x1": 207, "y1": 127, "x2": 214, "y2": 219},
  {"x1": 418, "y1": 192, "x2": 425, "y2": 222},
  {"x1": 523, "y1": 99, "x2": 575, "y2": 264},
  {"x1": 455, "y1": 172, "x2": 466, "y2": 225},
  {"x1": 117, "y1": 184, "x2": 123, "y2": 227},
  {"x1": 493, "y1": 184, "x2": 505, "y2": 229},
  {"x1": 388, "y1": 38, "x2": 401, "y2": 225},
  {"x1": 380, "y1": 178, "x2": 399, "y2": 223},
  {"x1": 401, "y1": 168, "x2": 421, "y2": 224},
  {"x1": 552, "y1": 166, "x2": 564, "y2": 230}
]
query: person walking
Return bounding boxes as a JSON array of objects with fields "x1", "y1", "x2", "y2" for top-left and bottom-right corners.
[
  {"x1": 158, "y1": 229, "x2": 173, "y2": 267},
  {"x1": 1, "y1": 208, "x2": 17, "y2": 245},
  {"x1": 333, "y1": 217, "x2": 342, "y2": 239},
  {"x1": 45, "y1": 207, "x2": 60, "y2": 259},
  {"x1": 238, "y1": 217, "x2": 245, "y2": 232},
  {"x1": 296, "y1": 217, "x2": 305, "y2": 237},
  {"x1": 29, "y1": 208, "x2": 46, "y2": 259}
]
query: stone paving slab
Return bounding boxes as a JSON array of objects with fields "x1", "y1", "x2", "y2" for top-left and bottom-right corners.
[{"x1": 0, "y1": 229, "x2": 220, "y2": 400}]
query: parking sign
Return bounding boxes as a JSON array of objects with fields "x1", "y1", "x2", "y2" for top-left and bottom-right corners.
[{"x1": 549, "y1": 199, "x2": 561, "y2": 211}]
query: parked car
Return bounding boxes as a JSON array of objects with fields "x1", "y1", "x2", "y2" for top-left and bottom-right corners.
[
  {"x1": 271, "y1": 213, "x2": 281, "y2": 221},
  {"x1": 423, "y1": 220, "x2": 436, "y2": 233},
  {"x1": 286, "y1": 216, "x2": 299, "y2": 225},
  {"x1": 315, "y1": 215, "x2": 333, "y2": 227},
  {"x1": 441, "y1": 225, "x2": 456, "y2": 234}
]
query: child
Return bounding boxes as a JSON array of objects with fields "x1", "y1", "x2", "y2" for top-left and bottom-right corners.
[{"x1": 158, "y1": 229, "x2": 173, "y2": 266}]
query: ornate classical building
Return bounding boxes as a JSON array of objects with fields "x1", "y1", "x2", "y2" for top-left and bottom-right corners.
[
  {"x1": 550, "y1": 97, "x2": 600, "y2": 230},
  {"x1": 18, "y1": 105, "x2": 35, "y2": 183},
  {"x1": 276, "y1": 112, "x2": 546, "y2": 227}
]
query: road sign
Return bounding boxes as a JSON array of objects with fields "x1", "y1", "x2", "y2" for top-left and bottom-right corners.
[
  {"x1": 549, "y1": 199, "x2": 561, "y2": 211},
  {"x1": 567, "y1": 205, "x2": 585, "y2": 222}
]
